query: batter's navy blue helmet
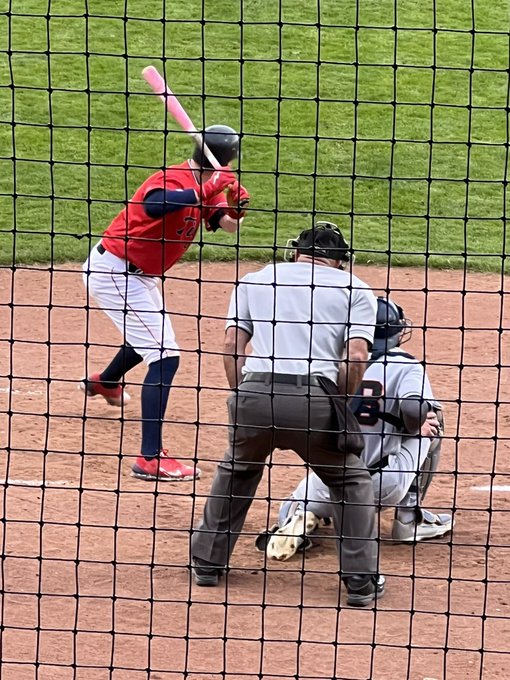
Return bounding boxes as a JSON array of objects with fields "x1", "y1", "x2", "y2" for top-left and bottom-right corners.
[
  {"x1": 372, "y1": 297, "x2": 412, "y2": 354},
  {"x1": 192, "y1": 124, "x2": 239, "y2": 169}
]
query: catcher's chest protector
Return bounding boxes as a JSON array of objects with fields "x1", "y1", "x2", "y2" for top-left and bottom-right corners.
[{"x1": 354, "y1": 351, "x2": 438, "y2": 470}]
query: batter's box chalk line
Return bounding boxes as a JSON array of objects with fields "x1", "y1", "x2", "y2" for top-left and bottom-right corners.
[
  {"x1": 0, "y1": 478, "x2": 70, "y2": 488},
  {"x1": 472, "y1": 485, "x2": 510, "y2": 492},
  {"x1": 0, "y1": 387, "x2": 44, "y2": 396}
]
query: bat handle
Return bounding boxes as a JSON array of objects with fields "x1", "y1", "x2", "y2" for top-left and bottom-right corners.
[{"x1": 187, "y1": 132, "x2": 220, "y2": 171}]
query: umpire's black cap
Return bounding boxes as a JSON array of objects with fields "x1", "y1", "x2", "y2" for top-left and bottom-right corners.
[
  {"x1": 294, "y1": 221, "x2": 352, "y2": 264},
  {"x1": 193, "y1": 124, "x2": 239, "y2": 169}
]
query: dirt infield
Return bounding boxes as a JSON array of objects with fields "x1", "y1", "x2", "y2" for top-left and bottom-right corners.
[{"x1": 0, "y1": 261, "x2": 509, "y2": 680}]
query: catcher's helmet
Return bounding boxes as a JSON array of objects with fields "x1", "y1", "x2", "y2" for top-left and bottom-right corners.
[
  {"x1": 192, "y1": 124, "x2": 239, "y2": 169},
  {"x1": 372, "y1": 297, "x2": 412, "y2": 354},
  {"x1": 285, "y1": 221, "x2": 352, "y2": 268}
]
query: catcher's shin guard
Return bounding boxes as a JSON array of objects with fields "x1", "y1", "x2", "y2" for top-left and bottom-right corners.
[{"x1": 418, "y1": 408, "x2": 444, "y2": 501}]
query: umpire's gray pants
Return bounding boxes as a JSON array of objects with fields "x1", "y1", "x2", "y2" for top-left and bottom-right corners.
[{"x1": 191, "y1": 378, "x2": 378, "y2": 577}]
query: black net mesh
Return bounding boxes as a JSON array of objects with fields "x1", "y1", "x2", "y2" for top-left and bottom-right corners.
[{"x1": 0, "y1": 1, "x2": 509, "y2": 678}]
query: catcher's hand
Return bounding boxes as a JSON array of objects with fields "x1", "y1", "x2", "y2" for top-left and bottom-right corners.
[
  {"x1": 421, "y1": 410, "x2": 440, "y2": 438},
  {"x1": 227, "y1": 182, "x2": 250, "y2": 219}
]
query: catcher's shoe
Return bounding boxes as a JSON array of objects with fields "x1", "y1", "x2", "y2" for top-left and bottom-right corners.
[
  {"x1": 344, "y1": 574, "x2": 386, "y2": 608},
  {"x1": 255, "y1": 524, "x2": 280, "y2": 552},
  {"x1": 80, "y1": 373, "x2": 130, "y2": 407},
  {"x1": 266, "y1": 510, "x2": 320, "y2": 561},
  {"x1": 255, "y1": 523, "x2": 314, "y2": 554},
  {"x1": 131, "y1": 450, "x2": 200, "y2": 482},
  {"x1": 392, "y1": 508, "x2": 453, "y2": 543}
]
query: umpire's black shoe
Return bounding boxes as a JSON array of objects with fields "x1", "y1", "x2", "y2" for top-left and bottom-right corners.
[
  {"x1": 343, "y1": 574, "x2": 386, "y2": 607},
  {"x1": 192, "y1": 559, "x2": 224, "y2": 587}
]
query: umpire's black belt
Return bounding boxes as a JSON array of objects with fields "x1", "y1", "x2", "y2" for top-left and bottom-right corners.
[
  {"x1": 242, "y1": 372, "x2": 322, "y2": 387},
  {"x1": 97, "y1": 242, "x2": 143, "y2": 275}
]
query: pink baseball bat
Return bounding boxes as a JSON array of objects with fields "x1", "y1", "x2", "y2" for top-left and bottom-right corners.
[{"x1": 142, "y1": 65, "x2": 221, "y2": 170}]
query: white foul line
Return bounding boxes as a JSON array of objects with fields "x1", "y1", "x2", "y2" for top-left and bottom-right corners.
[{"x1": 472, "y1": 485, "x2": 510, "y2": 492}]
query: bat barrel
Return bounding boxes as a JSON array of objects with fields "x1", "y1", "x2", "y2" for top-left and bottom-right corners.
[{"x1": 142, "y1": 66, "x2": 221, "y2": 170}]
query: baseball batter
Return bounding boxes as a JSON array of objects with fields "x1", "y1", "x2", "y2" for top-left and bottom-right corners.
[
  {"x1": 81, "y1": 125, "x2": 249, "y2": 482},
  {"x1": 260, "y1": 297, "x2": 453, "y2": 561}
]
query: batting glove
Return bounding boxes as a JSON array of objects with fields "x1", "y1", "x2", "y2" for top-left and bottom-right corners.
[
  {"x1": 227, "y1": 182, "x2": 250, "y2": 219},
  {"x1": 198, "y1": 168, "x2": 237, "y2": 204}
]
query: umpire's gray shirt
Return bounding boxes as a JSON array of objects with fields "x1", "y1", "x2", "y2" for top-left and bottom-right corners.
[{"x1": 226, "y1": 262, "x2": 377, "y2": 383}]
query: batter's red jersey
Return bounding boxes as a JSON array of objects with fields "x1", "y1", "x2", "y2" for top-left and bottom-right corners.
[{"x1": 101, "y1": 161, "x2": 227, "y2": 276}]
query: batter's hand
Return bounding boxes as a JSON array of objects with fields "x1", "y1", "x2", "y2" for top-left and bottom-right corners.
[
  {"x1": 227, "y1": 182, "x2": 250, "y2": 219},
  {"x1": 421, "y1": 411, "x2": 440, "y2": 438},
  {"x1": 199, "y1": 168, "x2": 237, "y2": 204}
]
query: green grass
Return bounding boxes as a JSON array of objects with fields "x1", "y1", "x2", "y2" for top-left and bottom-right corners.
[{"x1": 0, "y1": 0, "x2": 509, "y2": 271}]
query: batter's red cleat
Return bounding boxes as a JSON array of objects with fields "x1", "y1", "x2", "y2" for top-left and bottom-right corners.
[
  {"x1": 131, "y1": 450, "x2": 200, "y2": 482},
  {"x1": 80, "y1": 373, "x2": 131, "y2": 407}
]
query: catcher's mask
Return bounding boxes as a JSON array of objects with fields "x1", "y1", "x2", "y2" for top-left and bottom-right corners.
[
  {"x1": 284, "y1": 221, "x2": 353, "y2": 269},
  {"x1": 372, "y1": 297, "x2": 412, "y2": 354}
]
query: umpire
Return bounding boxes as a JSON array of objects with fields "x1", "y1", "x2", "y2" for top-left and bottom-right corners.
[{"x1": 191, "y1": 222, "x2": 384, "y2": 607}]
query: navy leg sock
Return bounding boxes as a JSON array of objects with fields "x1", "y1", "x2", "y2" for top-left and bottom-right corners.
[
  {"x1": 100, "y1": 344, "x2": 143, "y2": 387},
  {"x1": 141, "y1": 356, "x2": 180, "y2": 460}
]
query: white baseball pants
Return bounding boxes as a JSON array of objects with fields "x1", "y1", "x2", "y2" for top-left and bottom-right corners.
[{"x1": 82, "y1": 245, "x2": 179, "y2": 366}]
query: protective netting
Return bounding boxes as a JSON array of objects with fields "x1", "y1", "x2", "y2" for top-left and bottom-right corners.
[{"x1": 1, "y1": 1, "x2": 509, "y2": 678}]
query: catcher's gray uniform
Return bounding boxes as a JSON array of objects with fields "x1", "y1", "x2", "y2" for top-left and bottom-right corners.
[{"x1": 278, "y1": 350, "x2": 440, "y2": 522}]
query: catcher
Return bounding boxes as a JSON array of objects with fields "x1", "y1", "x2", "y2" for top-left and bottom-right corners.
[
  {"x1": 81, "y1": 125, "x2": 249, "y2": 482},
  {"x1": 258, "y1": 296, "x2": 453, "y2": 561}
]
